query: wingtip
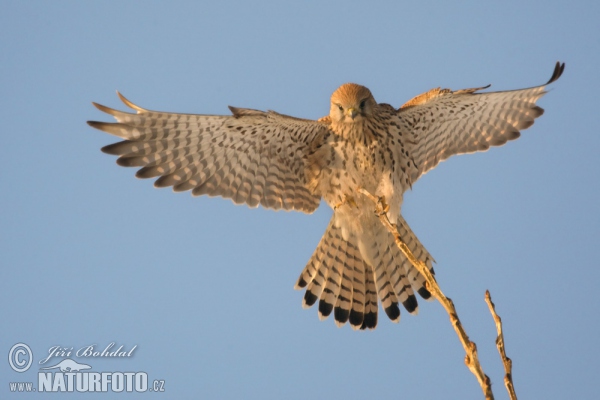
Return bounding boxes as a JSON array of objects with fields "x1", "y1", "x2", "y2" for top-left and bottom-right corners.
[
  {"x1": 228, "y1": 106, "x2": 265, "y2": 118},
  {"x1": 87, "y1": 120, "x2": 102, "y2": 129},
  {"x1": 546, "y1": 61, "x2": 565, "y2": 85},
  {"x1": 228, "y1": 105, "x2": 240, "y2": 117},
  {"x1": 116, "y1": 91, "x2": 147, "y2": 113},
  {"x1": 91, "y1": 101, "x2": 122, "y2": 117}
]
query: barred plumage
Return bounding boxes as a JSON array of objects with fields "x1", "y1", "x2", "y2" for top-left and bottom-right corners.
[
  {"x1": 90, "y1": 95, "x2": 324, "y2": 213},
  {"x1": 89, "y1": 62, "x2": 564, "y2": 330}
]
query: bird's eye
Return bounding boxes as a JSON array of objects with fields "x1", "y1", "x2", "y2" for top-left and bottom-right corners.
[
  {"x1": 337, "y1": 105, "x2": 343, "y2": 111},
  {"x1": 359, "y1": 100, "x2": 366, "y2": 109}
]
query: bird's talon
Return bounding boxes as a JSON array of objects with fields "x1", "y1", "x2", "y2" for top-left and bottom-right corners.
[
  {"x1": 346, "y1": 195, "x2": 357, "y2": 208},
  {"x1": 334, "y1": 194, "x2": 358, "y2": 210},
  {"x1": 375, "y1": 196, "x2": 390, "y2": 216}
]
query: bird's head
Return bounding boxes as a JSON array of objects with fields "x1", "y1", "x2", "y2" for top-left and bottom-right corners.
[{"x1": 329, "y1": 83, "x2": 376, "y2": 124}]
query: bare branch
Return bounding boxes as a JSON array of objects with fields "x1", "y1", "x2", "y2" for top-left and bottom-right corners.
[
  {"x1": 358, "y1": 189, "x2": 494, "y2": 400},
  {"x1": 485, "y1": 290, "x2": 517, "y2": 400}
]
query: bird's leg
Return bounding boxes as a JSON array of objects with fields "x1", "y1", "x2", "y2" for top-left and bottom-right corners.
[
  {"x1": 357, "y1": 188, "x2": 389, "y2": 216},
  {"x1": 377, "y1": 196, "x2": 390, "y2": 216},
  {"x1": 333, "y1": 194, "x2": 358, "y2": 210}
]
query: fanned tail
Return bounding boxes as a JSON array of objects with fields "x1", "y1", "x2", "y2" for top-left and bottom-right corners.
[
  {"x1": 295, "y1": 217, "x2": 374, "y2": 330},
  {"x1": 295, "y1": 214, "x2": 435, "y2": 330}
]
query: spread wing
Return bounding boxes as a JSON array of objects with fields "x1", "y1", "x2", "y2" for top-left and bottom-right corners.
[
  {"x1": 88, "y1": 93, "x2": 329, "y2": 213},
  {"x1": 399, "y1": 62, "x2": 564, "y2": 182}
]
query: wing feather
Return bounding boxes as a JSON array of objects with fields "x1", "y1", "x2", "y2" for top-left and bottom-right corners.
[
  {"x1": 88, "y1": 94, "x2": 328, "y2": 213},
  {"x1": 398, "y1": 62, "x2": 564, "y2": 182}
]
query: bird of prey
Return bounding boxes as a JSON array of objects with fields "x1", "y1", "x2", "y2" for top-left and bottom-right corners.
[{"x1": 88, "y1": 62, "x2": 564, "y2": 330}]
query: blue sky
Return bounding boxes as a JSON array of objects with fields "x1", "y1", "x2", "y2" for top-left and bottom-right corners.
[{"x1": 1, "y1": 1, "x2": 598, "y2": 399}]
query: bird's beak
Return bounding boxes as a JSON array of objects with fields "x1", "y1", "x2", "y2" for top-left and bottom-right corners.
[{"x1": 346, "y1": 108, "x2": 358, "y2": 120}]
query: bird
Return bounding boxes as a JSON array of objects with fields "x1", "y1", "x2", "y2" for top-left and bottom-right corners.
[{"x1": 88, "y1": 62, "x2": 564, "y2": 330}]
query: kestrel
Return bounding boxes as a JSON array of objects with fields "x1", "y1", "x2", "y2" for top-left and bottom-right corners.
[{"x1": 88, "y1": 62, "x2": 564, "y2": 330}]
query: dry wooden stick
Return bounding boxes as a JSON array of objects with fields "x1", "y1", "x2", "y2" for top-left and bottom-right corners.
[
  {"x1": 485, "y1": 290, "x2": 517, "y2": 400},
  {"x1": 358, "y1": 189, "x2": 494, "y2": 400}
]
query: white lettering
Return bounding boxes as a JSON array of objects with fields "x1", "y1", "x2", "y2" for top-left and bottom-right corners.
[
  {"x1": 127, "y1": 345, "x2": 137, "y2": 356},
  {"x1": 100, "y1": 342, "x2": 115, "y2": 357},
  {"x1": 124, "y1": 372, "x2": 135, "y2": 392},
  {"x1": 65, "y1": 372, "x2": 75, "y2": 392},
  {"x1": 77, "y1": 343, "x2": 137, "y2": 358},
  {"x1": 135, "y1": 372, "x2": 148, "y2": 392},
  {"x1": 112, "y1": 372, "x2": 124, "y2": 392},
  {"x1": 38, "y1": 372, "x2": 52, "y2": 392},
  {"x1": 101, "y1": 372, "x2": 111, "y2": 392},
  {"x1": 76, "y1": 345, "x2": 95, "y2": 357},
  {"x1": 76, "y1": 372, "x2": 88, "y2": 392},
  {"x1": 52, "y1": 373, "x2": 66, "y2": 392},
  {"x1": 39, "y1": 346, "x2": 73, "y2": 365},
  {"x1": 9, "y1": 382, "x2": 34, "y2": 392},
  {"x1": 37, "y1": 371, "x2": 149, "y2": 393},
  {"x1": 89, "y1": 372, "x2": 101, "y2": 392}
]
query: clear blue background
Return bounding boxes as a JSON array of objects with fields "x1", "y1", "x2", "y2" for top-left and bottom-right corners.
[{"x1": 2, "y1": 1, "x2": 598, "y2": 399}]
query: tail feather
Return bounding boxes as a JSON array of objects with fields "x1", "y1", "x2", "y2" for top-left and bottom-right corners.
[
  {"x1": 295, "y1": 213, "x2": 436, "y2": 330},
  {"x1": 360, "y1": 264, "x2": 378, "y2": 330},
  {"x1": 395, "y1": 215, "x2": 435, "y2": 301},
  {"x1": 374, "y1": 243, "x2": 401, "y2": 322},
  {"x1": 333, "y1": 240, "x2": 353, "y2": 326},
  {"x1": 318, "y1": 232, "x2": 344, "y2": 320},
  {"x1": 303, "y1": 260, "x2": 328, "y2": 309},
  {"x1": 301, "y1": 234, "x2": 330, "y2": 308},
  {"x1": 407, "y1": 264, "x2": 432, "y2": 300},
  {"x1": 390, "y1": 261, "x2": 419, "y2": 314},
  {"x1": 296, "y1": 218, "x2": 372, "y2": 329},
  {"x1": 295, "y1": 221, "x2": 334, "y2": 290},
  {"x1": 347, "y1": 241, "x2": 366, "y2": 329},
  {"x1": 333, "y1": 267, "x2": 352, "y2": 326}
]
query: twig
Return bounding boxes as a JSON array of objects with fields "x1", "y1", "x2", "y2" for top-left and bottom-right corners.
[
  {"x1": 485, "y1": 290, "x2": 517, "y2": 400},
  {"x1": 358, "y1": 188, "x2": 494, "y2": 400}
]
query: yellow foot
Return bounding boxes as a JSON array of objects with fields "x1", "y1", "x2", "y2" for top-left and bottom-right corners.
[
  {"x1": 333, "y1": 194, "x2": 358, "y2": 210},
  {"x1": 376, "y1": 196, "x2": 390, "y2": 216},
  {"x1": 357, "y1": 188, "x2": 389, "y2": 216}
]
